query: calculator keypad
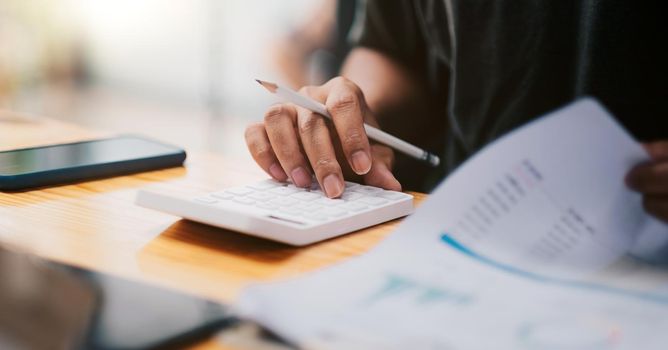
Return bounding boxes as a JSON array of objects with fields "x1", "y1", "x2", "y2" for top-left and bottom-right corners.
[{"x1": 194, "y1": 179, "x2": 411, "y2": 224}]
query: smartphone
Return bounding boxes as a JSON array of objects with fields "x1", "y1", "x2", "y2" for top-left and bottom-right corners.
[
  {"x1": 0, "y1": 245, "x2": 234, "y2": 349},
  {"x1": 0, "y1": 135, "x2": 186, "y2": 191}
]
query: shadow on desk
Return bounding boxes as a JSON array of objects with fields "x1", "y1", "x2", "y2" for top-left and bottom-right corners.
[
  {"x1": 136, "y1": 219, "x2": 307, "y2": 302},
  {"x1": 152, "y1": 220, "x2": 300, "y2": 263}
]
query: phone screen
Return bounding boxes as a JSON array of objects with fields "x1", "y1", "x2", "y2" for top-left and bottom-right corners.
[
  {"x1": 0, "y1": 136, "x2": 182, "y2": 176},
  {"x1": 0, "y1": 245, "x2": 231, "y2": 349}
]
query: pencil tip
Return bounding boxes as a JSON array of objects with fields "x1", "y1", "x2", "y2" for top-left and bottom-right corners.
[
  {"x1": 255, "y1": 79, "x2": 278, "y2": 93},
  {"x1": 428, "y1": 154, "x2": 441, "y2": 167}
]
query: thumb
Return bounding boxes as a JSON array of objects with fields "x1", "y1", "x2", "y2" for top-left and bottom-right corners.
[{"x1": 362, "y1": 144, "x2": 402, "y2": 191}]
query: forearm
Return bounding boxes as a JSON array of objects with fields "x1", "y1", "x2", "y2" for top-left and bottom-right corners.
[
  {"x1": 341, "y1": 47, "x2": 429, "y2": 122},
  {"x1": 340, "y1": 47, "x2": 446, "y2": 191}
]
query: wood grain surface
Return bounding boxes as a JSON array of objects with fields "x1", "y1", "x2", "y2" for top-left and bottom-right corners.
[{"x1": 0, "y1": 112, "x2": 426, "y2": 349}]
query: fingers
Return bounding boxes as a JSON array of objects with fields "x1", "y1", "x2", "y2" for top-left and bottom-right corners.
[
  {"x1": 362, "y1": 144, "x2": 402, "y2": 191},
  {"x1": 244, "y1": 122, "x2": 287, "y2": 181},
  {"x1": 324, "y1": 78, "x2": 372, "y2": 175},
  {"x1": 627, "y1": 144, "x2": 668, "y2": 222},
  {"x1": 247, "y1": 76, "x2": 402, "y2": 196},
  {"x1": 626, "y1": 161, "x2": 668, "y2": 195},
  {"x1": 644, "y1": 141, "x2": 668, "y2": 161},
  {"x1": 297, "y1": 104, "x2": 345, "y2": 198},
  {"x1": 643, "y1": 196, "x2": 668, "y2": 224},
  {"x1": 263, "y1": 104, "x2": 312, "y2": 187}
]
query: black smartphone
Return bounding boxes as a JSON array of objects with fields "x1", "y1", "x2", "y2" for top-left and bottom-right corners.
[
  {"x1": 0, "y1": 135, "x2": 186, "y2": 191},
  {"x1": 0, "y1": 245, "x2": 234, "y2": 349}
]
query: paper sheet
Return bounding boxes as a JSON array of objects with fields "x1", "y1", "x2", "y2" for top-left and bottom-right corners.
[{"x1": 236, "y1": 99, "x2": 668, "y2": 350}]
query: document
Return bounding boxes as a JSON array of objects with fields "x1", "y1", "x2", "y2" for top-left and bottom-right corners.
[{"x1": 236, "y1": 99, "x2": 668, "y2": 350}]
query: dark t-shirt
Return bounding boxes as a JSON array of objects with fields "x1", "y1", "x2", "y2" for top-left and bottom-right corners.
[{"x1": 356, "y1": 0, "x2": 667, "y2": 191}]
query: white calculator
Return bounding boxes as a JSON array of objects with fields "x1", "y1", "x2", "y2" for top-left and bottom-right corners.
[{"x1": 136, "y1": 179, "x2": 414, "y2": 246}]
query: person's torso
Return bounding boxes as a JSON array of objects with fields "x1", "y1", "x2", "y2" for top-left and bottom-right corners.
[{"x1": 414, "y1": 0, "x2": 667, "y2": 175}]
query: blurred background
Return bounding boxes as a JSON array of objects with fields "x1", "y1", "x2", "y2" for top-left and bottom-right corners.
[{"x1": 0, "y1": 0, "x2": 360, "y2": 157}]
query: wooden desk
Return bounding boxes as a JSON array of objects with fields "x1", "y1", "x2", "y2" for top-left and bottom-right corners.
[{"x1": 0, "y1": 113, "x2": 426, "y2": 349}]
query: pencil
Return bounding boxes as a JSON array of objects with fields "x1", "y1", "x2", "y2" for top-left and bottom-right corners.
[{"x1": 256, "y1": 79, "x2": 441, "y2": 167}]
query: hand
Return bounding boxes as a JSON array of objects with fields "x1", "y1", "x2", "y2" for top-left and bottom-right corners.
[
  {"x1": 245, "y1": 77, "x2": 401, "y2": 198},
  {"x1": 626, "y1": 141, "x2": 668, "y2": 223}
]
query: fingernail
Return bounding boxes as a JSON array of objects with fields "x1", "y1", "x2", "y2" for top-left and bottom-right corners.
[
  {"x1": 269, "y1": 163, "x2": 287, "y2": 181},
  {"x1": 323, "y1": 174, "x2": 343, "y2": 198},
  {"x1": 291, "y1": 167, "x2": 311, "y2": 187},
  {"x1": 351, "y1": 151, "x2": 372, "y2": 175}
]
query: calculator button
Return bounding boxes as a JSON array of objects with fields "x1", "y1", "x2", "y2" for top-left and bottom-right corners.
[
  {"x1": 302, "y1": 213, "x2": 329, "y2": 221},
  {"x1": 226, "y1": 187, "x2": 254, "y2": 196},
  {"x1": 291, "y1": 192, "x2": 321, "y2": 201},
  {"x1": 287, "y1": 184, "x2": 309, "y2": 192},
  {"x1": 358, "y1": 197, "x2": 388, "y2": 206},
  {"x1": 309, "y1": 189, "x2": 326, "y2": 197},
  {"x1": 269, "y1": 197, "x2": 298, "y2": 207},
  {"x1": 256, "y1": 202, "x2": 278, "y2": 210},
  {"x1": 315, "y1": 198, "x2": 345, "y2": 206},
  {"x1": 351, "y1": 185, "x2": 383, "y2": 195},
  {"x1": 269, "y1": 186, "x2": 300, "y2": 196},
  {"x1": 318, "y1": 208, "x2": 347, "y2": 217},
  {"x1": 248, "y1": 180, "x2": 283, "y2": 190},
  {"x1": 248, "y1": 192, "x2": 276, "y2": 202},
  {"x1": 341, "y1": 192, "x2": 364, "y2": 201},
  {"x1": 194, "y1": 196, "x2": 218, "y2": 204},
  {"x1": 296, "y1": 203, "x2": 322, "y2": 212},
  {"x1": 342, "y1": 202, "x2": 368, "y2": 212},
  {"x1": 379, "y1": 191, "x2": 408, "y2": 200},
  {"x1": 344, "y1": 181, "x2": 360, "y2": 189},
  {"x1": 279, "y1": 207, "x2": 302, "y2": 215},
  {"x1": 233, "y1": 197, "x2": 255, "y2": 205},
  {"x1": 211, "y1": 192, "x2": 234, "y2": 200}
]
